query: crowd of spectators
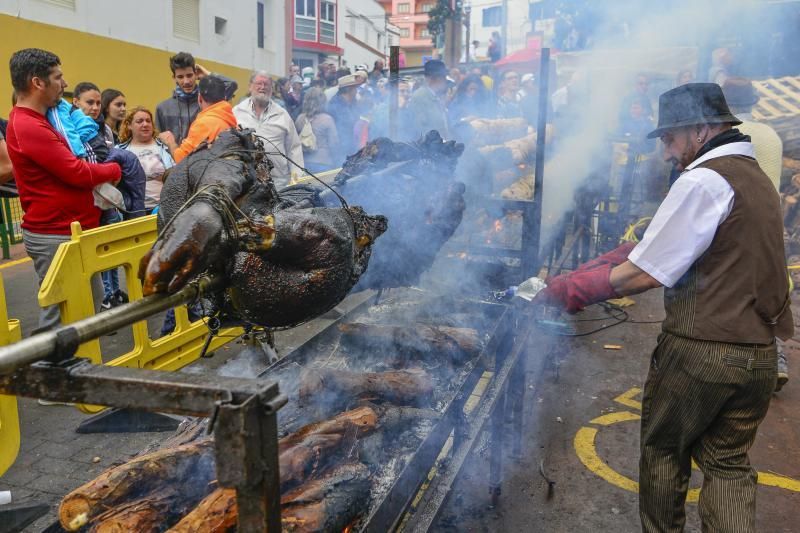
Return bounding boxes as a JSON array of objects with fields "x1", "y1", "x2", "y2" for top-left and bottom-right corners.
[{"x1": 0, "y1": 44, "x2": 740, "y2": 328}]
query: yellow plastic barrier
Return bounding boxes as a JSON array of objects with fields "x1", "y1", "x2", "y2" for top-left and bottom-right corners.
[
  {"x1": 39, "y1": 216, "x2": 242, "y2": 414},
  {"x1": 0, "y1": 273, "x2": 23, "y2": 475}
]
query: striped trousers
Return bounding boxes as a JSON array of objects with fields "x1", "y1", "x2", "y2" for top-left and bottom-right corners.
[{"x1": 639, "y1": 332, "x2": 776, "y2": 533}]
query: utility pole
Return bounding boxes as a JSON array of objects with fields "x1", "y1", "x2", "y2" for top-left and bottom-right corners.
[
  {"x1": 500, "y1": 0, "x2": 508, "y2": 57},
  {"x1": 464, "y1": 1, "x2": 471, "y2": 63}
]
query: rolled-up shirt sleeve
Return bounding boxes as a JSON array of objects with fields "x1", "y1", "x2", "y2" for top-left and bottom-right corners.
[{"x1": 628, "y1": 168, "x2": 734, "y2": 287}]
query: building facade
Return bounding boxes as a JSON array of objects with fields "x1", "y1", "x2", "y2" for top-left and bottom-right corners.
[
  {"x1": 291, "y1": 0, "x2": 389, "y2": 73},
  {"x1": 0, "y1": 0, "x2": 287, "y2": 115},
  {"x1": 466, "y1": 0, "x2": 533, "y2": 61},
  {"x1": 342, "y1": 0, "x2": 389, "y2": 70},
  {"x1": 389, "y1": 0, "x2": 435, "y2": 67}
]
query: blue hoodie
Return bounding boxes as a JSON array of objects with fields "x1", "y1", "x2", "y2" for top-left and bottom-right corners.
[
  {"x1": 47, "y1": 99, "x2": 99, "y2": 158},
  {"x1": 47, "y1": 100, "x2": 146, "y2": 219}
]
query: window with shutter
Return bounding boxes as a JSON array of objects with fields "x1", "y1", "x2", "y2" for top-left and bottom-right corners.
[
  {"x1": 481, "y1": 6, "x2": 502, "y2": 27},
  {"x1": 173, "y1": 0, "x2": 200, "y2": 41}
]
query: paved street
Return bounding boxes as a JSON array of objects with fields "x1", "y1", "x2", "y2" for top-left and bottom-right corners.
[
  {"x1": 1, "y1": 247, "x2": 799, "y2": 532},
  {"x1": 433, "y1": 290, "x2": 800, "y2": 532}
]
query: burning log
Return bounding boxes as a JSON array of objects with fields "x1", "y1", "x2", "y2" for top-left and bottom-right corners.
[
  {"x1": 59, "y1": 440, "x2": 216, "y2": 531},
  {"x1": 478, "y1": 132, "x2": 539, "y2": 166},
  {"x1": 61, "y1": 407, "x2": 379, "y2": 531},
  {"x1": 501, "y1": 173, "x2": 534, "y2": 200},
  {"x1": 166, "y1": 488, "x2": 236, "y2": 533},
  {"x1": 279, "y1": 406, "x2": 377, "y2": 452},
  {"x1": 338, "y1": 322, "x2": 481, "y2": 364},
  {"x1": 279, "y1": 406, "x2": 377, "y2": 487},
  {"x1": 168, "y1": 463, "x2": 370, "y2": 533},
  {"x1": 460, "y1": 117, "x2": 529, "y2": 145},
  {"x1": 90, "y1": 485, "x2": 209, "y2": 533},
  {"x1": 281, "y1": 462, "x2": 371, "y2": 532},
  {"x1": 299, "y1": 368, "x2": 434, "y2": 406}
]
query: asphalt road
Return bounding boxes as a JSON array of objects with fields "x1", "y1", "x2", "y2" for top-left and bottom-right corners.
[{"x1": 432, "y1": 289, "x2": 800, "y2": 533}]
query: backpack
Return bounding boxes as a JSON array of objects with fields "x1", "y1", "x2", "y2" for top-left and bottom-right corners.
[{"x1": 298, "y1": 116, "x2": 317, "y2": 152}]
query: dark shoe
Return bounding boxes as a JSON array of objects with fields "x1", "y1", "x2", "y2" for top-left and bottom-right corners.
[
  {"x1": 114, "y1": 290, "x2": 129, "y2": 306},
  {"x1": 100, "y1": 295, "x2": 113, "y2": 311}
]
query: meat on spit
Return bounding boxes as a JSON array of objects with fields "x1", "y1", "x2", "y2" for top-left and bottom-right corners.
[
  {"x1": 138, "y1": 128, "x2": 387, "y2": 329},
  {"x1": 137, "y1": 129, "x2": 466, "y2": 329}
]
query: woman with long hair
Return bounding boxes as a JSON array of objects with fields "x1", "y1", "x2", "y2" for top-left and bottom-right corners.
[
  {"x1": 294, "y1": 88, "x2": 339, "y2": 172},
  {"x1": 448, "y1": 73, "x2": 493, "y2": 126},
  {"x1": 101, "y1": 88, "x2": 126, "y2": 143},
  {"x1": 117, "y1": 106, "x2": 175, "y2": 212}
]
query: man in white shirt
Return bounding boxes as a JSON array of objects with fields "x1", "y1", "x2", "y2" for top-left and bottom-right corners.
[
  {"x1": 233, "y1": 71, "x2": 304, "y2": 189},
  {"x1": 536, "y1": 83, "x2": 792, "y2": 533}
]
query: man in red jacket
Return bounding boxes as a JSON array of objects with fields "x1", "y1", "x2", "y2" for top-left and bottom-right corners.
[{"x1": 6, "y1": 48, "x2": 122, "y2": 331}]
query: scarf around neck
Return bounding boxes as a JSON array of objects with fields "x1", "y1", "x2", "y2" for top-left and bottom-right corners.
[
  {"x1": 693, "y1": 128, "x2": 751, "y2": 161},
  {"x1": 173, "y1": 84, "x2": 199, "y2": 102}
]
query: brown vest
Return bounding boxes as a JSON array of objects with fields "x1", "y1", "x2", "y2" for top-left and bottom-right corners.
[{"x1": 662, "y1": 154, "x2": 793, "y2": 344}]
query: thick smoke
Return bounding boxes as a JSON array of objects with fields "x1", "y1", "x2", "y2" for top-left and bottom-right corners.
[{"x1": 539, "y1": 0, "x2": 787, "y2": 247}]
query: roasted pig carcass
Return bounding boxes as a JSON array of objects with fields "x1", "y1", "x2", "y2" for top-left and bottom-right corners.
[{"x1": 138, "y1": 128, "x2": 387, "y2": 328}]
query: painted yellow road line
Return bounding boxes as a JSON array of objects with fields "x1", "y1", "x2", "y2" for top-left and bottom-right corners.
[
  {"x1": 759, "y1": 472, "x2": 800, "y2": 492},
  {"x1": 576, "y1": 405, "x2": 800, "y2": 501},
  {"x1": 0, "y1": 257, "x2": 31, "y2": 270},
  {"x1": 590, "y1": 411, "x2": 641, "y2": 426},
  {"x1": 576, "y1": 415, "x2": 701, "y2": 502},
  {"x1": 613, "y1": 386, "x2": 643, "y2": 411}
]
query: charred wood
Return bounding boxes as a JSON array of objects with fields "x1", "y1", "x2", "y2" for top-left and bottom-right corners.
[
  {"x1": 338, "y1": 322, "x2": 481, "y2": 365},
  {"x1": 168, "y1": 463, "x2": 370, "y2": 533},
  {"x1": 299, "y1": 368, "x2": 434, "y2": 407},
  {"x1": 59, "y1": 440, "x2": 216, "y2": 531}
]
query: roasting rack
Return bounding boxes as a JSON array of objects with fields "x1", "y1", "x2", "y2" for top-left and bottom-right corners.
[{"x1": 254, "y1": 287, "x2": 547, "y2": 532}]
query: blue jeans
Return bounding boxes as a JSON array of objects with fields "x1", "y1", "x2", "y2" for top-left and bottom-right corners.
[{"x1": 100, "y1": 209, "x2": 123, "y2": 299}]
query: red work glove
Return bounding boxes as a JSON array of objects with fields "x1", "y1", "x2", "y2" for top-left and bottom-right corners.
[
  {"x1": 535, "y1": 262, "x2": 619, "y2": 314},
  {"x1": 573, "y1": 242, "x2": 636, "y2": 274}
]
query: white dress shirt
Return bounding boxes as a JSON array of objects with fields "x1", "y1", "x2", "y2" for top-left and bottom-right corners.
[
  {"x1": 628, "y1": 142, "x2": 757, "y2": 287},
  {"x1": 233, "y1": 98, "x2": 304, "y2": 189}
]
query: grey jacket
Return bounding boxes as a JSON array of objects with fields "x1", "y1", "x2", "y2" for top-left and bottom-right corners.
[
  {"x1": 155, "y1": 95, "x2": 199, "y2": 145},
  {"x1": 406, "y1": 85, "x2": 449, "y2": 141}
]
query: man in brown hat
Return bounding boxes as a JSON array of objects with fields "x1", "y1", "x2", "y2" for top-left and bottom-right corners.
[{"x1": 535, "y1": 83, "x2": 792, "y2": 532}]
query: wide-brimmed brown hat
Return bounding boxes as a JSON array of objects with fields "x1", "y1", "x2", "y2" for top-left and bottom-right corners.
[{"x1": 647, "y1": 82, "x2": 741, "y2": 139}]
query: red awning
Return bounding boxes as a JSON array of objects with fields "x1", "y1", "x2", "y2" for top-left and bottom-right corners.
[{"x1": 494, "y1": 47, "x2": 543, "y2": 67}]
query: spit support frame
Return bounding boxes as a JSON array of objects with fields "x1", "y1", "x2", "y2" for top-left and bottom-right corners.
[{"x1": 0, "y1": 356, "x2": 287, "y2": 533}]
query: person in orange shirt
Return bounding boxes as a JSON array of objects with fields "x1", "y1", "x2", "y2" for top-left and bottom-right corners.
[{"x1": 158, "y1": 75, "x2": 237, "y2": 162}]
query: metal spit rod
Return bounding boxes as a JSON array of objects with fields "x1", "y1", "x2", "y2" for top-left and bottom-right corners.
[{"x1": 0, "y1": 274, "x2": 225, "y2": 374}]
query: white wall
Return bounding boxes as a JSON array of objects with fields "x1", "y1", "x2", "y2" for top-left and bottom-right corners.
[
  {"x1": 467, "y1": 0, "x2": 531, "y2": 60},
  {"x1": 0, "y1": 0, "x2": 287, "y2": 73},
  {"x1": 341, "y1": 0, "x2": 387, "y2": 68}
]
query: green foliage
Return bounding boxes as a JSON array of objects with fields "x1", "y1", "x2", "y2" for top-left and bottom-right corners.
[{"x1": 427, "y1": 0, "x2": 455, "y2": 42}]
